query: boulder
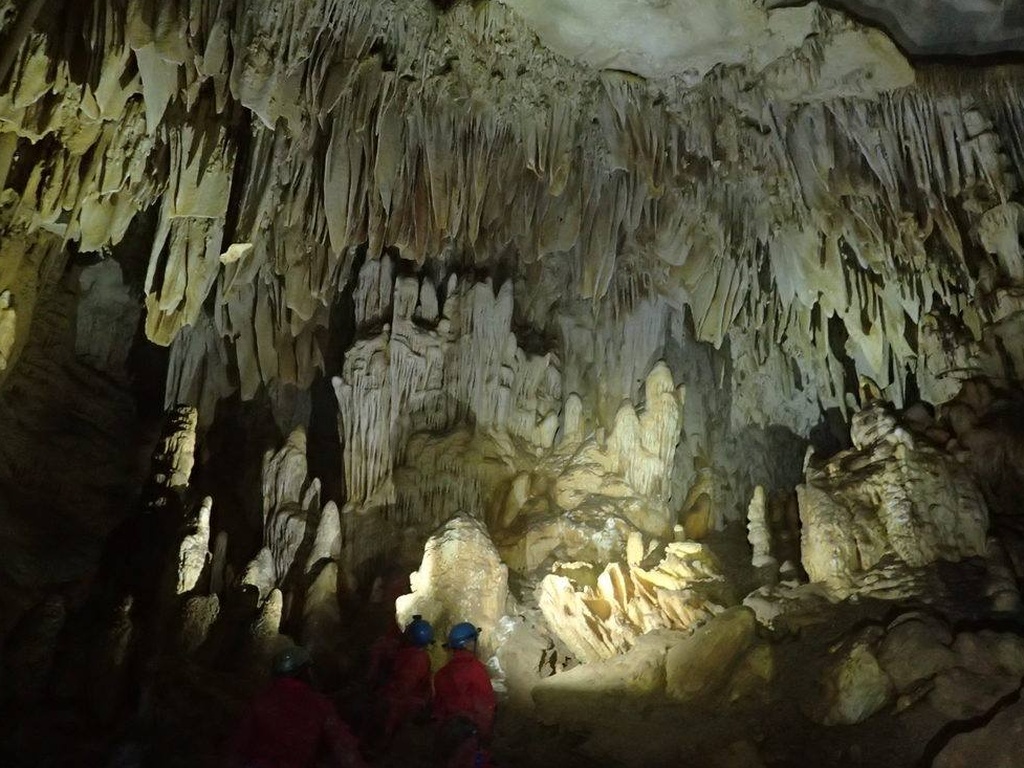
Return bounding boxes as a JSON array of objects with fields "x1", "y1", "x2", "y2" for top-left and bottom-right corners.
[
  {"x1": 664, "y1": 607, "x2": 757, "y2": 704},
  {"x1": 397, "y1": 515, "x2": 509, "y2": 655},
  {"x1": 494, "y1": 617, "x2": 565, "y2": 712},
  {"x1": 724, "y1": 642, "x2": 774, "y2": 705},
  {"x1": 810, "y1": 638, "x2": 893, "y2": 725},
  {"x1": 951, "y1": 630, "x2": 1024, "y2": 678},
  {"x1": 927, "y1": 667, "x2": 1020, "y2": 720},
  {"x1": 933, "y1": 699, "x2": 1024, "y2": 768},
  {"x1": 533, "y1": 630, "x2": 683, "y2": 724},
  {"x1": 707, "y1": 741, "x2": 767, "y2": 768},
  {"x1": 876, "y1": 614, "x2": 956, "y2": 692}
]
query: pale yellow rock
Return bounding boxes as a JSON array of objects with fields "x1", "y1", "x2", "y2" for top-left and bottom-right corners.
[
  {"x1": 664, "y1": 607, "x2": 756, "y2": 705},
  {"x1": 152, "y1": 406, "x2": 198, "y2": 490},
  {"x1": 397, "y1": 515, "x2": 509, "y2": 655},
  {"x1": 305, "y1": 501, "x2": 341, "y2": 573},
  {"x1": 799, "y1": 402, "x2": 988, "y2": 595},
  {"x1": 746, "y1": 485, "x2": 775, "y2": 568},
  {"x1": 0, "y1": 289, "x2": 16, "y2": 371},
  {"x1": 810, "y1": 640, "x2": 893, "y2": 725},
  {"x1": 681, "y1": 493, "x2": 713, "y2": 540},
  {"x1": 540, "y1": 542, "x2": 728, "y2": 662},
  {"x1": 219, "y1": 242, "x2": 253, "y2": 265},
  {"x1": 533, "y1": 630, "x2": 684, "y2": 724},
  {"x1": 175, "y1": 496, "x2": 212, "y2": 595},
  {"x1": 251, "y1": 588, "x2": 285, "y2": 660}
]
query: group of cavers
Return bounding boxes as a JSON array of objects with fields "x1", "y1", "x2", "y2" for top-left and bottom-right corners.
[{"x1": 226, "y1": 617, "x2": 497, "y2": 768}]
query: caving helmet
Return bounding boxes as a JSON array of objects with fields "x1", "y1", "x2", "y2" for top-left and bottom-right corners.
[
  {"x1": 446, "y1": 622, "x2": 480, "y2": 650},
  {"x1": 272, "y1": 645, "x2": 313, "y2": 677},
  {"x1": 406, "y1": 615, "x2": 435, "y2": 647}
]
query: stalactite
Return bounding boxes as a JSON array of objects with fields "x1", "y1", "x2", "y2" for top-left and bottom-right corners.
[{"x1": 1, "y1": 0, "x2": 1023, "y2": 429}]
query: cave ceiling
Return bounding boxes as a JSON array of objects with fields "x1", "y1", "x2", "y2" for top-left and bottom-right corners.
[{"x1": 0, "y1": 0, "x2": 1023, "y2": 436}]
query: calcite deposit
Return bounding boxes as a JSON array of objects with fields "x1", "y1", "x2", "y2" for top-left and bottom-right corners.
[
  {"x1": 799, "y1": 400, "x2": 989, "y2": 595},
  {"x1": 396, "y1": 515, "x2": 510, "y2": 653},
  {"x1": 2, "y1": 2, "x2": 1024, "y2": 767},
  {"x1": 538, "y1": 540, "x2": 729, "y2": 662}
]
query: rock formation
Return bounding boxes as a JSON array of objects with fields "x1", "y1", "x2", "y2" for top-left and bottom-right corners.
[
  {"x1": 799, "y1": 401, "x2": 989, "y2": 595},
  {"x1": 3, "y1": 2, "x2": 1024, "y2": 767},
  {"x1": 746, "y1": 486, "x2": 776, "y2": 571},
  {"x1": 396, "y1": 515, "x2": 510, "y2": 654},
  {"x1": 538, "y1": 540, "x2": 730, "y2": 662},
  {"x1": 533, "y1": 607, "x2": 770, "y2": 723}
]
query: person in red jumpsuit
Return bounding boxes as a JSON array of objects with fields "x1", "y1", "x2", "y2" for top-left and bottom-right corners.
[
  {"x1": 365, "y1": 573, "x2": 413, "y2": 688},
  {"x1": 433, "y1": 623, "x2": 496, "y2": 768},
  {"x1": 227, "y1": 646, "x2": 367, "y2": 768},
  {"x1": 380, "y1": 615, "x2": 435, "y2": 740},
  {"x1": 366, "y1": 620, "x2": 403, "y2": 688}
]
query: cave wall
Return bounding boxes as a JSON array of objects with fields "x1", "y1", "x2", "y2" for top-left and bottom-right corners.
[{"x1": 2, "y1": 0, "x2": 1024, "y2": 636}]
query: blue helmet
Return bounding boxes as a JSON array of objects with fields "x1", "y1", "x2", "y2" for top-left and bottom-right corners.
[
  {"x1": 446, "y1": 622, "x2": 479, "y2": 650},
  {"x1": 272, "y1": 645, "x2": 312, "y2": 676},
  {"x1": 406, "y1": 615, "x2": 434, "y2": 647}
]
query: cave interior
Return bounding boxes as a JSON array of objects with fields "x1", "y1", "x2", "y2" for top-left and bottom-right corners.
[{"x1": 3, "y1": 1, "x2": 1024, "y2": 766}]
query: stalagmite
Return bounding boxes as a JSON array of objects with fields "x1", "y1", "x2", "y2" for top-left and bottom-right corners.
[
  {"x1": 210, "y1": 531, "x2": 228, "y2": 596},
  {"x1": 301, "y1": 562, "x2": 342, "y2": 673},
  {"x1": 0, "y1": 290, "x2": 16, "y2": 371},
  {"x1": 151, "y1": 406, "x2": 199, "y2": 493},
  {"x1": 397, "y1": 516, "x2": 509, "y2": 654},
  {"x1": 251, "y1": 588, "x2": 286, "y2": 664},
  {"x1": 746, "y1": 486, "x2": 776, "y2": 570},
  {"x1": 178, "y1": 595, "x2": 219, "y2": 655},
  {"x1": 175, "y1": 497, "x2": 212, "y2": 595},
  {"x1": 242, "y1": 548, "x2": 277, "y2": 603},
  {"x1": 305, "y1": 501, "x2": 341, "y2": 573}
]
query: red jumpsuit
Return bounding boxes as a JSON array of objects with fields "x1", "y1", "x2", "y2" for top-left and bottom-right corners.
[
  {"x1": 367, "y1": 622, "x2": 403, "y2": 685},
  {"x1": 381, "y1": 644, "x2": 433, "y2": 737},
  {"x1": 228, "y1": 676, "x2": 365, "y2": 768},
  {"x1": 433, "y1": 650, "x2": 496, "y2": 736}
]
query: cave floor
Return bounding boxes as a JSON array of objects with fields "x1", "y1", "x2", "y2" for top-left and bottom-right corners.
[{"x1": 2, "y1": 526, "x2": 1021, "y2": 768}]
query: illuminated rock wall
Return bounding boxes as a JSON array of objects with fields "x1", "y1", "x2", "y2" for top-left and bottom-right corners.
[{"x1": 2, "y1": 0, "x2": 1024, "y2": 435}]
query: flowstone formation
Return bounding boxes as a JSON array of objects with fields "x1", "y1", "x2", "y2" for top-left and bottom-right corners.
[
  {"x1": 799, "y1": 397, "x2": 990, "y2": 596},
  {"x1": 396, "y1": 515, "x2": 510, "y2": 654}
]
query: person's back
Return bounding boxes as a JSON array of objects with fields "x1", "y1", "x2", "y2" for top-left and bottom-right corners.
[
  {"x1": 433, "y1": 649, "x2": 495, "y2": 737},
  {"x1": 367, "y1": 621, "x2": 403, "y2": 687},
  {"x1": 433, "y1": 623, "x2": 496, "y2": 768},
  {"x1": 383, "y1": 643, "x2": 432, "y2": 711},
  {"x1": 228, "y1": 647, "x2": 364, "y2": 768},
  {"x1": 371, "y1": 615, "x2": 435, "y2": 744}
]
